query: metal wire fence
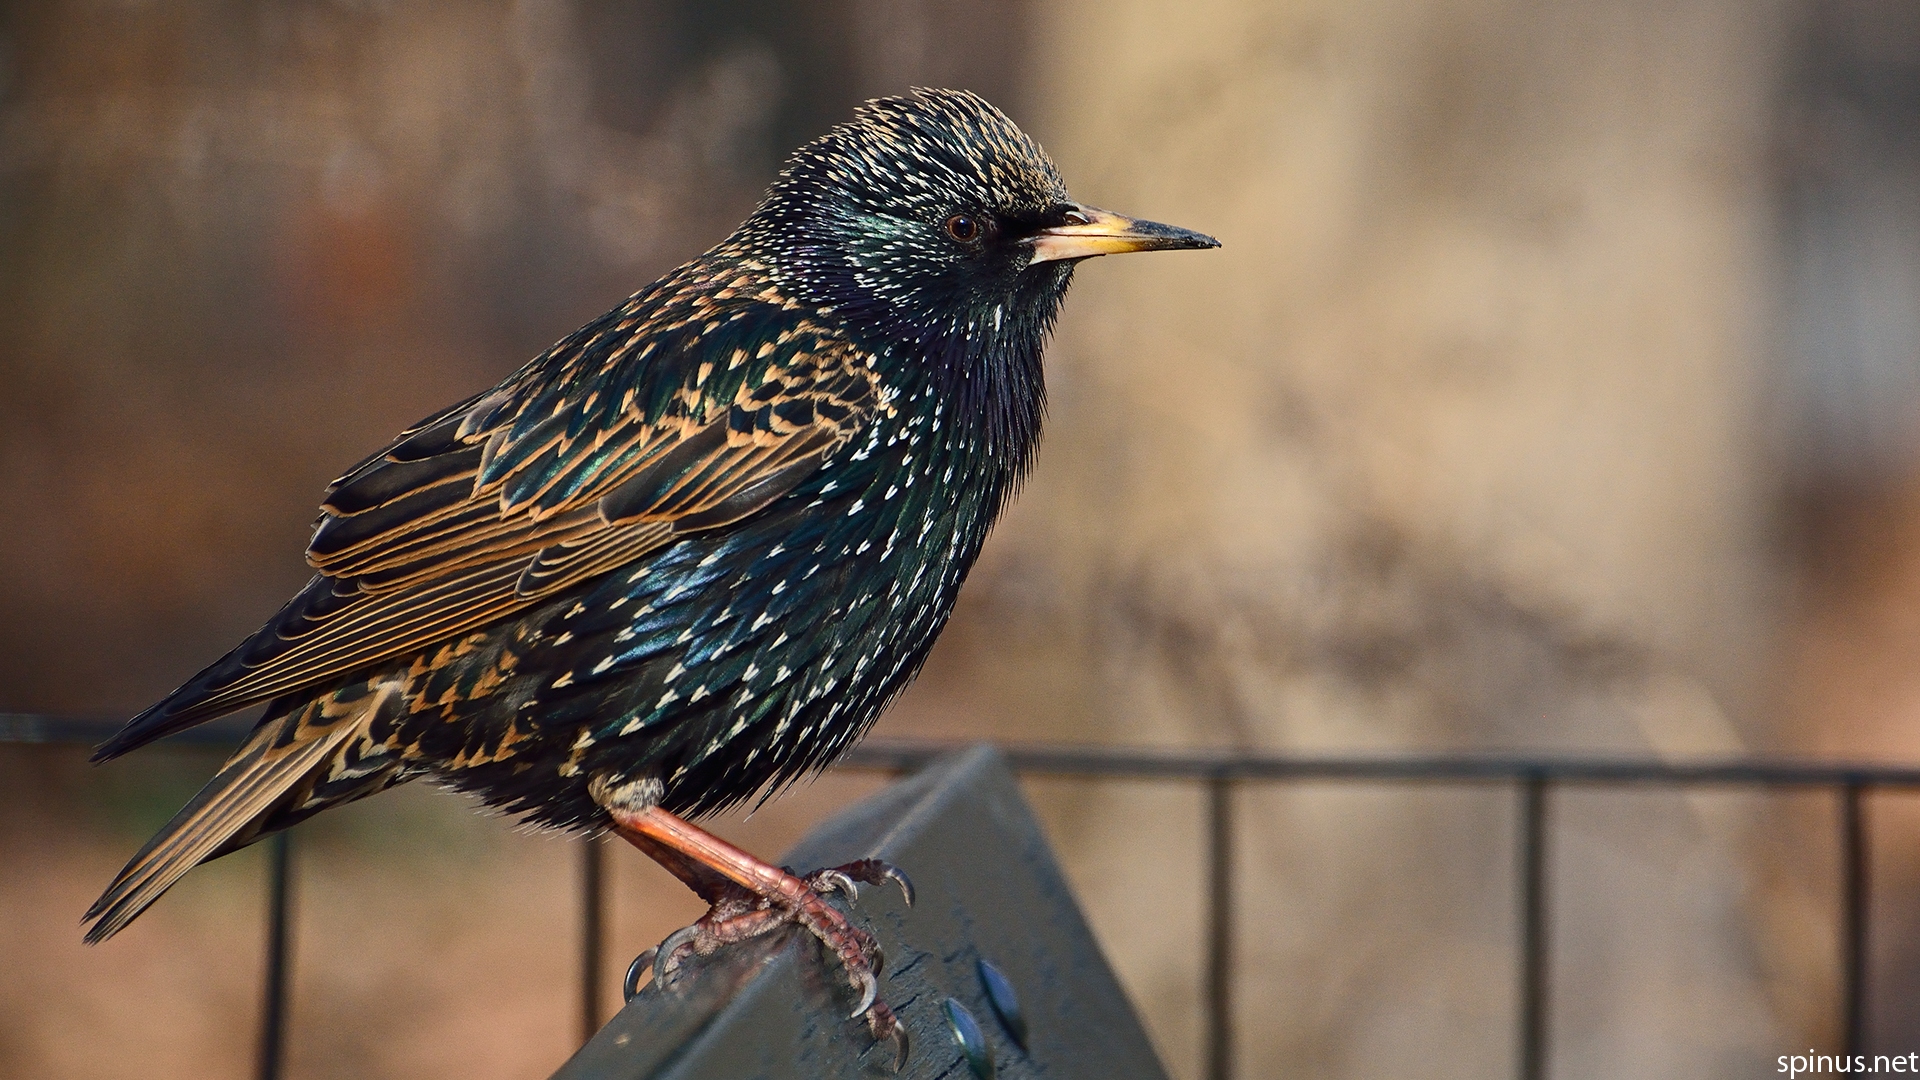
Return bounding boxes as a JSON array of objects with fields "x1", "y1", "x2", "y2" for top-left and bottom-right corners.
[{"x1": 6, "y1": 712, "x2": 1918, "y2": 1080}]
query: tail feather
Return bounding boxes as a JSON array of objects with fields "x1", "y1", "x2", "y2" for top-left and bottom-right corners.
[{"x1": 83, "y1": 694, "x2": 381, "y2": 944}]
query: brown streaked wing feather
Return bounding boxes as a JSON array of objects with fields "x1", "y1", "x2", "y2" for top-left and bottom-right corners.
[
  {"x1": 307, "y1": 343, "x2": 874, "y2": 588},
  {"x1": 94, "y1": 334, "x2": 880, "y2": 759},
  {"x1": 179, "y1": 518, "x2": 682, "y2": 723}
]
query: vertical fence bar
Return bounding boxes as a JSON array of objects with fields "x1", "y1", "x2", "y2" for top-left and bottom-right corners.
[
  {"x1": 1517, "y1": 774, "x2": 1549, "y2": 1080},
  {"x1": 257, "y1": 830, "x2": 294, "y2": 1080},
  {"x1": 1841, "y1": 780, "x2": 1869, "y2": 1058},
  {"x1": 580, "y1": 834, "x2": 606, "y2": 1044},
  {"x1": 1205, "y1": 772, "x2": 1234, "y2": 1080}
]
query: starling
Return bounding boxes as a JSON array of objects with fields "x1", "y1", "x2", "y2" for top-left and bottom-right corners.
[{"x1": 84, "y1": 88, "x2": 1216, "y2": 1053}]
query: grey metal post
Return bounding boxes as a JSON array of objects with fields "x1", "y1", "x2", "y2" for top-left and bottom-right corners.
[
  {"x1": 1205, "y1": 774, "x2": 1234, "y2": 1080},
  {"x1": 257, "y1": 830, "x2": 294, "y2": 1080},
  {"x1": 1841, "y1": 781, "x2": 1869, "y2": 1058},
  {"x1": 1517, "y1": 775, "x2": 1548, "y2": 1080},
  {"x1": 581, "y1": 835, "x2": 607, "y2": 1045}
]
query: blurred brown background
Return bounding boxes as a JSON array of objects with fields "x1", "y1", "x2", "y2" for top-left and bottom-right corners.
[{"x1": 7, "y1": 0, "x2": 1920, "y2": 1077}]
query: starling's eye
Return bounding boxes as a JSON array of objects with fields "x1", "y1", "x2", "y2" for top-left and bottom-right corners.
[{"x1": 944, "y1": 214, "x2": 981, "y2": 243}]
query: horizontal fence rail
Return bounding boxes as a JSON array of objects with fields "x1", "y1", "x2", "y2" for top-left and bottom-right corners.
[{"x1": 8, "y1": 714, "x2": 1920, "y2": 1080}]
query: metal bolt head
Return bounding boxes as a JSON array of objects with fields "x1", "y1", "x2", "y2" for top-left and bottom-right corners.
[
  {"x1": 943, "y1": 997, "x2": 995, "y2": 1079},
  {"x1": 976, "y1": 959, "x2": 1028, "y2": 1051}
]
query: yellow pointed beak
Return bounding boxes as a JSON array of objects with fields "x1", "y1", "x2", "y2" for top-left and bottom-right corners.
[{"x1": 1026, "y1": 204, "x2": 1220, "y2": 265}]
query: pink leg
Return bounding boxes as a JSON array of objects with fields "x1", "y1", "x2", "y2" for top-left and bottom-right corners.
[{"x1": 606, "y1": 804, "x2": 910, "y2": 1066}]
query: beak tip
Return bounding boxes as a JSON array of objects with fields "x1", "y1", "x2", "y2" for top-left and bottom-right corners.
[
  {"x1": 1025, "y1": 210, "x2": 1222, "y2": 263},
  {"x1": 1137, "y1": 222, "x2": 1218, "y2": 252}
]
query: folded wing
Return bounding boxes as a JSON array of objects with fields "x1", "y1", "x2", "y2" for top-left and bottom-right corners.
[{"x1": 93, "y1": 298, "x2": 878, "y2": 762}]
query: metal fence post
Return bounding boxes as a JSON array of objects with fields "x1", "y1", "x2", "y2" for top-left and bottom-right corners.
[
  {"x1": 1841, "y1": 780, "x2": 1869, "y2": 1058},
  {"x1": 580, "y1": 835, "x2": 606, "y2": 1045},
  {"x1": 1517, "y1": 774, "x2": 1549, "y2": 1080},
  {"x1": 1205, "y1": 772, "x2": 1235, "y2": 1080},
  {"x1": 257, "y1": 830, "x2": 294, "y2": 1080}
]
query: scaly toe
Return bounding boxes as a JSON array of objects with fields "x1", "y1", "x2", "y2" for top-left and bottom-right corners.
[
  {"x1": 822, "y1": 858, "x2": 914, "y2": 908},
  {"x1": 811, "y1": 868, "x2": 860, "y2": 902},
  {"x1": 867, "y1": 1001, "x2": 909, "y2": 1071}
]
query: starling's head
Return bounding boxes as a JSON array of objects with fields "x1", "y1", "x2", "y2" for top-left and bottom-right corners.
[
  {"x1": 743, "y1": 89, "x2": 1215, "y2": 456},
  {"x1": 749, "y1": 88, "x2": 1216, "y2": 352}
]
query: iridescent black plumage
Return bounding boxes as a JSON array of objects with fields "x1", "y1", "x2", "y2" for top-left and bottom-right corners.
[{"x1": 85, "y1": 89, "x2": 1216, "y2": 944}]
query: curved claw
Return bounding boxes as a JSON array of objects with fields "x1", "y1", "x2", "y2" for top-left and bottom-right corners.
[
  {"x1": 884, "y1": 1020, "x2": 910, "y2": 1072},
  {"x1": 882, "y1": 865, "x2": 915, "y2": 908},
  {"x1": 653, "y1": 924, "x2": 699, "y2": 987},
  {"x1": 816, "y1": 869, "x2": 859, "y2": 902},
  {"x1": 623, "y1": 947, "x2": 658, "y2": 1002},
  {"x1": 849, "y1": 968, "x2": 879, "y2": 1019}
]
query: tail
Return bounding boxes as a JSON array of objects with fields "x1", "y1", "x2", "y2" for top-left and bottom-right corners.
[{"x1": 84, "y1": 680, "x2": 405, "y2": 944}]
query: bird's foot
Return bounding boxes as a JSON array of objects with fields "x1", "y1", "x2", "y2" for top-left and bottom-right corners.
[
  {"x1": 605, "y1": 802, "x2": 912, "y2": 1066},
  {"x1": 640, "y1": 858, "x2": 912, "y2": 1065}
]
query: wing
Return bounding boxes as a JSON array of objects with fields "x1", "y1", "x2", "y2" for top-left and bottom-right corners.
[{"x1": 94, "y1": 284, "x2": 881, "y2": 762}]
